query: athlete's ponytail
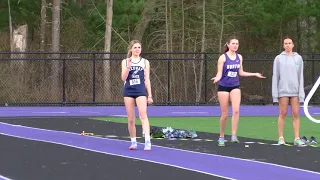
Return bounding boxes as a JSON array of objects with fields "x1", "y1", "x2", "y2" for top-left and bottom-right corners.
[{"x1": 223, "y1": 42, "x2": 229, "y2": 53}]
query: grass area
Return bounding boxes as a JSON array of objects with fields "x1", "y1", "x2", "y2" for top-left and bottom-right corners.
[{"x1": 93, "y1": 116, "x2": 319, "y2": 142}]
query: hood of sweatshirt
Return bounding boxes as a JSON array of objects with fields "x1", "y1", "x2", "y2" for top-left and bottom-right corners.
[{"x1": 279, "y1": 51, "x2": 299, "y2": 56}]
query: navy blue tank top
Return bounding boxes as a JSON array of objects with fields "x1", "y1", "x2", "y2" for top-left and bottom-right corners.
[
  {"x1": 123, "y1": 58, "x2": 147, "y2": 97},
  {"x1": 219, "y1": 53, "x2": 240, "y2": 87}
]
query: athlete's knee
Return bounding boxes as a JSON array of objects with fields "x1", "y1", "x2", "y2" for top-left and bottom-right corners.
[
  {"x1": 279, "y1": 110, "x2": 287, "y2": 119},
  {"x1": 127, "y1": 117, "x2": 135, "y2": 125},
  {"x1": 221, "y1": 111, "x2": 228, "y2": 120},
  {"x1": 292, "y1": 111, "x2": 299, "y2": 120},
  {"x1": 232, "y1": 109, "x2": 239, "y2": 116},
  {"x1": 139, "y1": 112, "x2": 148, "y2": 121}
]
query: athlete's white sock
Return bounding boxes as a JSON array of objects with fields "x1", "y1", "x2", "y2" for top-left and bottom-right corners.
[
  {"x1": 131, "y1": 137, "x2": 137, "y2": 142},
  {"x1": 145, "y1": 135, "x2": 151, "y2": 143}
]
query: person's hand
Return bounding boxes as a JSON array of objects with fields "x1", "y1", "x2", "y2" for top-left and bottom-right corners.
[
  {"x1": 211, "y1": 77, "x2": 220, "y2": 83},
  {"x1": 255, "y1": 73, "x2": 266, "y2": 79},
  {"x1": 127, "y1": 58, "x2": 132, "y2": 68},
  {"x1": 147, "y1": 96, "x2": 153, "y2": 104}
]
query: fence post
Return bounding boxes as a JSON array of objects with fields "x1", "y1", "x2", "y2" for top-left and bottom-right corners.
[
  {"x1": 167, "y1": 56, "x2": 171, "y2": 105},
  {"x1": 62, "y1": 58, "x2": 66, "y2": 105},
  {"x1": 204, "y1": 53, "x2": 207, "y2": 104},
  {"x1": 312, "y1": 52, "x2": 315, "y2": 83},
  {"x1": 92, "y1": 53, "x2": 96, "y2": 103}
]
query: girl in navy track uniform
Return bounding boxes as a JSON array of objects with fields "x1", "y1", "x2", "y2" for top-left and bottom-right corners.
[{"x1": 121, "y1": 40, "x2": 153, "y2": 151}]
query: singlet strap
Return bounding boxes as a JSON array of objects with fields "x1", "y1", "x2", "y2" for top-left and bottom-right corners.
[{"x1": 143, "y1": 58, "x2": 146, "y2": 69}]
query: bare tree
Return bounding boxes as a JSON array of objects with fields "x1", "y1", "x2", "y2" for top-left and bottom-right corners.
[
  {"x1": 219, "y1": 0, "x2": 225, "y2": 53},
  {"x1": 180, "y1": 0, "x2": 185, "y2": 52},
  {"x1": 8, "y1": 0, "x2": 12, "y2": 49},
  {"x1": 169, "y1": 0, "x2": 173, "y2": 52},
  {"x1": 165, "y1": 0, "x2": 169, "y2": 54},
  {"x1": 11, "y1": 25, "x2": 28, "y2": 57},
  {"x1": 52, "y1": 0, "x2": 60, "y2": 54},
  {"x1": 169, "y1": 0, "x2": 175, "y2": 101},
  {"x1": 165, "y1": 0, "x2": 171, "y2": 102},
  {"x1": 196, "y1": 0, "x2": 206, "y2": 102},
  {"x1": 51, "y1": 0, "x2": 61, "y2": 100},
  {"x1": 296, "y1": 0, "x2": 309, "y2": 52},
  {"x1": 40, "y1": 0, "x2": 47, "y2": 52},
  {"x1": 10, "y1": 25, "x2": 28, "y2": 89},
  {"x1": 132, "y1": 0, "x2": 153, "y2": 41},
  {"x1": 8, "y1": 0, "x2": 28, "y2": 88},
  {"x1": 103, "y1": 0, "x2": 113, "y2": 101},
  {"x1": 181, "y1": 0, "x2": 188, "y2": 100}
]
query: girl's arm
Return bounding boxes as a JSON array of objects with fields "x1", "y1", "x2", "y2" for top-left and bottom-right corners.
[
  {"x1": 121, "y1": 59, "x2": 131, "y2": 81},
  {"x1": 145, "y1": 60, "x2": 152, "y2": 98},
  {"x1": 211, "y1": 55, "x2": 225, "y2": 83},
  {"x1": 272, "y1": 56, "x2": 280, "y2": 102},
  {"x1": 298, "y1": 59, "x2": 305, "y2": 102}
]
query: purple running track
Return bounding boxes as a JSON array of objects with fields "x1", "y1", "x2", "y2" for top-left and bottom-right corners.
[
  {"x1": 0, "y1": 122, "x2": 320, "y2": 180},
  {"x1": 0, "y1": 106, "x2": 319, "y2": 117}
]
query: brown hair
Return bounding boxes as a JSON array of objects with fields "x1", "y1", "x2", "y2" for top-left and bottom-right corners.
[
  {"x1": 223, "y1": 36, "x2": 239, "y2": 53},
  {"x1": 127, "y1": 40, "x2": 142, "y2": 58},
  {"x1": 283, "y1": 35, "x2": 294, "y2": 44}
]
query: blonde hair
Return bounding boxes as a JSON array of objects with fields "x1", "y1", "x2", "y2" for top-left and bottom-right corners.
[{"x1": 127, "y1": 40, "x2": 142, "y2": 58}]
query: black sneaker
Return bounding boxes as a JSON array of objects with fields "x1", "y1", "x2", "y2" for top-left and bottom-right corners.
[
  {"x1": 300, "y1": 136, "x2": 308, "y2": 143},
  {"x1": 309, "y1": 136, "x2": 318, "y2": 144}
]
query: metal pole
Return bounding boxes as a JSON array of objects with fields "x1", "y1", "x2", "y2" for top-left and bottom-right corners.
[
  {"x1": 92, "y1": 53, "x2": 96, "y2": 103},
  {"x1": 62, "y1": 58, "x2": 66, "y2": 104},
  {"x1": 204, "y1": 53, "x2": 208, "y2": 103}
]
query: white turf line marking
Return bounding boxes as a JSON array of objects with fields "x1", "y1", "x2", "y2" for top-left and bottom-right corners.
[
  {"x1": 171, "y1": 111, "x2": 209, "y2": 114},
  {"x1": 0, "y1": 175, "x2": 13, "y2": 180},
  {"x1": 79, "y1": 111, "x2": 103, "y2": 114},
  {"x1": 1, "y1": 122, "x2": 320, "y2": 176},
  {"x1": 0, "y1": 117, "x2": 91, "y2": 119},
  {"x1": 0, "y1": 132, "x2": 234, "y2": 180},
  {"x1": 109, "y1": 115, "x2": 127, "y2": 117},
  {"x1": 31, "y1": 112, "x2": 67, "y2": 114},
  {"x1": 304, "y1": 76, "x2": 320, "y2": 123}
]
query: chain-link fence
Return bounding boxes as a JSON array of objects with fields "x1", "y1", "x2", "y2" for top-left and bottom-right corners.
[{"x1": 0, "y1": 52, "x2": 319, "y2": 106}]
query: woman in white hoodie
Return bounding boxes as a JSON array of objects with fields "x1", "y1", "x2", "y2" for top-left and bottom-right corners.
[{"x1": 272, "y1": 36, "x2": 305, "y2": 146}]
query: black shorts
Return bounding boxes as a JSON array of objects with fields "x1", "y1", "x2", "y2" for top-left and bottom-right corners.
[
  {"x1": 218, "y1": 85, "x2": 240, "y2": 92},
  {"x1": 124, "y1": 95, "x2": 146, "y2": 99},
  {"x1": 123, "y1": 90, "x2": 146, "y2": 99}
]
